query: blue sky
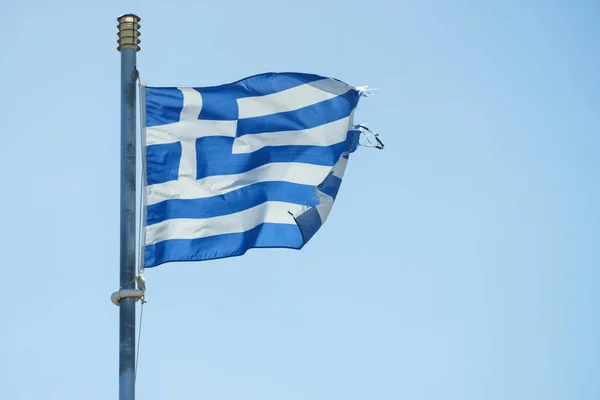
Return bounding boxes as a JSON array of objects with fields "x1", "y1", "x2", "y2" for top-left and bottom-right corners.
[{"x1": 1, "y1": 0, "x2": 599, "y2": 399}]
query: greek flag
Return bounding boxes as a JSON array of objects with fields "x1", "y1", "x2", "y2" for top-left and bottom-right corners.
[{"x1": 142, "y1": 72, "x2": 365, "y2": 267}]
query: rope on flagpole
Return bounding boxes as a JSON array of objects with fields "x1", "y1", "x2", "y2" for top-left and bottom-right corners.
[
  {"x1": 134, "y1": 290, "x2": 146, "y2": 383},
  {"x1": 134, "y1": 75, "x2": 148, "y2": 383},
  {"x1": 137, "y1": 76, "x2": 147, "y2": 280}
]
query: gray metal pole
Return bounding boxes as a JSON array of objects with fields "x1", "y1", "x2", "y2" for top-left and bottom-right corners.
[{"x1": 117, "y1": 14, "x2": 141, "y2": 400}]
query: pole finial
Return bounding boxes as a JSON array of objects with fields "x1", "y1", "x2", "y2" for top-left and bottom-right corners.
[{"x1": 117, "y1": 14, "x2": 141, "y2": 52}]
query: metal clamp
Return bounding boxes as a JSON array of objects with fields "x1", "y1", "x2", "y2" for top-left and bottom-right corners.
[{"x1": 111, "y1": 288, "x2": 145, "y2": 306}]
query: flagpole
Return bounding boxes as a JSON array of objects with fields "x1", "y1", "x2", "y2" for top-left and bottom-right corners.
[{"x1": 116, "y1": 14, "x2": 141, "y2": 400}]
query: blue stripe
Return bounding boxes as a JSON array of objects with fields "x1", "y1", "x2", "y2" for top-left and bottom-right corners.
[
  {"x1": 146, "y1": 87, "x2": 184, "y2": 127},
  {"x1": 237, "y1": 90, "x2": 359, "y2": 136},
  {"x1": 146, "y1": 130, "x2": 360, "y2": 185},
  {"x1": 195, "y1": 134, "x2": 358, "y2": 180},
  {"x1": 292, "y1": 159, "x2": 346, "y2": 242},
  {"x1": 147, "y1": 181, "x2": 321, "y2": 225},
  {"x1": 317, "y1": 174, "x2": 343, "y2": 200},
  {"x1": 293, "y1": 207, "x2": 322, "y2": 243},
  {"x1": 144, "y1": 222, "x2": 304, "y2": 267},
  {"x1": 231, "y1": 72, "x2": 324, "y2": 96},
  {"x1": 344, "y1": 131, "x2": 360, "y2": 155},
  {"x1": 196, "y1": 72, "x2": 325, "y2": 121},
  {"x1": 145, "y1": 72, "x2": 328, "y2": 125},
  {"x1": 195, "y1": 89, "x2": 239, "y2": 121},
  {"x1": 146, "y1": 142, "x2": 181, "y2": 185}
]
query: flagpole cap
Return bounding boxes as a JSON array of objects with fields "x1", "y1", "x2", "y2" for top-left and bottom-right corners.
[{"x1": 117, "y1": 14, "x2": 141, "y2": 52}]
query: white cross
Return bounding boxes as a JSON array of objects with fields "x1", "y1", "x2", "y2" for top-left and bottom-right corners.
[{"x1": 177, "y1": 88, "x2": 204, "y2": 179}]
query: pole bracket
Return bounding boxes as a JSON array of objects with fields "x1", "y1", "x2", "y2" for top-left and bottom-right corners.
[{"x1": 111, "y1": 288, "x2": 145, "y2": 306}]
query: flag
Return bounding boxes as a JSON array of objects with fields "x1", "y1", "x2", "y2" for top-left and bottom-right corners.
[{"x1": 142, "y1": 72, "x2": 366, "y2": 267}]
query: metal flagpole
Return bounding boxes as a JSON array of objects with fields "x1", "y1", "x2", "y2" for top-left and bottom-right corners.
[{"x1": 115, "y1": 14, "x2": 141, "y2": 400}]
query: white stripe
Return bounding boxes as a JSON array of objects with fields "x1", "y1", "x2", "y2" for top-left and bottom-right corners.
[
  {"x1": 315, "y1": 156, "x2": 347, "y2": 223},
  {"x1": 314, "y1": 154, "x2": 348, "y2": 223},
  {"x1": 145, "y1": 119, "x2": 238, "y2": 145},
  {"x1": 145, "y1": 201, "x2": 307, "y2": 245},
  {"x1": 231, "y1": 116, "x2": 351, "y2": 154},
  {"x1": 178, "y1": 140, "x2": 196, "y2": 179},
  {"x1": 147, "y1": 162, "x2": 333, "y2": 205},
  {"x1": 237, "y1": 79, "x2": 352, "y2": 119},
  {"x1": 332, "y1": 155, "x2": 348, "y2": 179},
  {"x1": 315, "y1": 192, "x2": 334, "y2": 223},
  {"x1": 148, "y1": 115, "x2": 350, "y2": 153},
  {"x1": 179, "y1": 88, "x2": 203, "y2": 121}
]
